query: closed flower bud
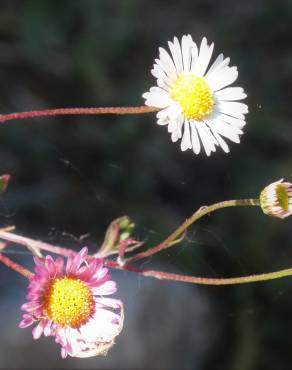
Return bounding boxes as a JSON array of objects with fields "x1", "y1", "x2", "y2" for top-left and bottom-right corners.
[{"x1": 260, "y1": 179, "x2": 292, "y2": 219}]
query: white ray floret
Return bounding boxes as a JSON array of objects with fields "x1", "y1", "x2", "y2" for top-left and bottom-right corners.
[{"x1": 143, "y1": 35, "x2": 248, "y2": 156}]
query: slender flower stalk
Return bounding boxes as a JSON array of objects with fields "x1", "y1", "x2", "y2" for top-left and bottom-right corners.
[
  {"x1": 106, "y1": 260, "x2": 292, "y2": 285},
  {"x1": 0, "y1": 106, "x2": 159, "y2": 123},
  {"x1": 0, "y1": 253, "x2": 33, "y2": 278},
  {"x1": 126, "y1": 198, "x2": 260, "y2": 263},
  {"x1": 1, "y1": 227, "x2": 292, "y2": 290},
  {"x1": 140, "y1": 267, "x2": 292, "y2": 285},
  {"x1": 0, "y1": 230, "x2": 75, "y2": 257}
]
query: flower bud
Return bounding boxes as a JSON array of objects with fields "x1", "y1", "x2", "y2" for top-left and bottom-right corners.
[{"x1": 260, "y1": 179, "x2": 292, "y2": 219}]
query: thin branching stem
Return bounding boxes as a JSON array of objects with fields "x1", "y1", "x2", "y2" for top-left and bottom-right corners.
[{"x1": 126, "y1": 198, "x2": 260, "y2": 263}]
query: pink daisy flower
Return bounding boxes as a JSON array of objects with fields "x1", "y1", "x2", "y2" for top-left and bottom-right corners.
[{"x1": 19, "y1": 247, "x2": 124, "y2": 358}]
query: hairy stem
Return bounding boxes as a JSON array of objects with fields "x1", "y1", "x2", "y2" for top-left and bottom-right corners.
[
  {"x1": 127, "y1": 199, "x2": 260, "y2": 263},
  {"x1": 0, "y1": 230, "x2": 75, "y2": 257},
  {"x1": 0, "y1": 106, "x2": 159, "y2": 123},
  {"x1": 106, "y1": 260, "x2": 292, "y2": 286},
  {"x1": 0, "y1": 253, "x2": 33, "y2": 278}
]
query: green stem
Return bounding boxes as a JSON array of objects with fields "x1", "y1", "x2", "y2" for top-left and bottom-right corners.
[{"x1": 127, "y1": 198, "x2": 260, "y2": 263}]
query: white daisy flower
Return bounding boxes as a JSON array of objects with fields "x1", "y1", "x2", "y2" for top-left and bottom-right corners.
[{"x1": 142, "y1": 35, "x2": 248, "y2": 156}]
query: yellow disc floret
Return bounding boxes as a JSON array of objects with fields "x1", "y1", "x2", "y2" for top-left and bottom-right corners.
[
  {"x1": 43, "y1": 277, "x2": 95, "y2": 328},
  {"x1": 170, "y1": 72, "x2": 214, "y2": 120},
  {"x1": 276, "y1": 185, "x2": 289, "y2": 212}
]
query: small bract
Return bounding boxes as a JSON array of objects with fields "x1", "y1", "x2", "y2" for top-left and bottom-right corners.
[
  {"x1": 19, "y1": 247, "x2": 124, "y2": 358},
  {"x1": 143, "y1": 35, "x2": 248, "y2": 156}
]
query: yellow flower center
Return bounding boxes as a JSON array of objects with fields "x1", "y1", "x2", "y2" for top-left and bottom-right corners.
[
  {"x1": 43, "y1": 277, "x2": 95, "y2": 328},
  {"x1": 170, "y1": 73, "x2": 214, "y2": 120},
  {"x1": 276, "y1": 185, "x2": 289, "y2": 211}
]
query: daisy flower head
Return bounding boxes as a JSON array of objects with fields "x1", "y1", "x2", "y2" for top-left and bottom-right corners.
[
  {"x1": 19, "y1": 247, "x2": 124, "y2": 358},
  {"x1": 142, "y1": 35, "x2": 248, "y2": 156},
  {"x1": 260, "y1": 179, "x2": 292, "y2": 219}
]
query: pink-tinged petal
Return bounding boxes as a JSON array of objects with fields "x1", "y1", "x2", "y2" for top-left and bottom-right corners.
[
  {"x1": 92, "y1": 266, "x2": 108, "y2": 280},
  {"x1": 44, "y1": 321, "x2": 53, "y2": 336},
  {"x1": 32, "y1": 322, "x2": 45, "y2": 339},
  {"x1": 19, "y1": 316, "x2": 34, "y2": 328},
  {"x1": 61, "y1": 308, "x2": 123, "y2": 358},
  {"x1": 92, "y1": 281, "x2": 117, "y2": 296},
  {"x1": 61, "y1": 348, "x2": 68, "y2": 359},
  {"x1": 66, "y1": 247, "x2": 88, "y2": 275},
  {"x1": 33, "y1": 256, "x2": 45, "y2": 266},
  {"x1": 54, "y1": 257, "x2": 64, "y2": 276},
  {"x1": 88, "y1": 274, "x2": 109, "y2": 288},
  {"x1": 87, "y1": 267, "x2": 109, "y2": 285},
  {"x1": 34, "y1": 264, "x2": 49, "y2": 278},
  {"x1": 21, "y1": 301, "x2": 42, "y2": 312},
  {"x1": 45, "y1": 255, "x2": 57, "y2": 277},
  {"x1": 94, "y1": 297, "x2": 123, "y2": 310},
  {"x1": 26, "y1": 292, "x2": 41, "y2": 300},
  {"x1": 76, "y1": 259, "x2": 99, "y2": 280},
  {"x1": 65, "y1": 254, "x2": 74, "y2": 275},
  {"x1": 72, "y1": 247, "x2": 88, "y2": 273}
]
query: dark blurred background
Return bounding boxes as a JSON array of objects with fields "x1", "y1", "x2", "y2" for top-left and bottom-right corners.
[{"x1": 0, "y1": 0, "x2": 292, "y2": 369}]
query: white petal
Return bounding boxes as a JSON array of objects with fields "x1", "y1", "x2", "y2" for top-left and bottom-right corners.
[
  {"x1": 217, "y1": 101, "x2": 248, "y2": 119},
  {"x1": 207, "y1": 126, "x2": 230, "y2": 153},
  {"x1": 157, "y1": 106, "x2": 171, "y2": 119},
  {"x1": 192, "y1": 37, "x2": 214, "y2": 77},
  {"x1": 180, "y1": 120, "x2": 192, "y2": 151},
  {"x1": 152, "y1": 59, "x2": 176, "y2": 84},
  {"x1": 215, "y1": 87, "x2": 247, "y2": 101},
  {"x1": 216, "y1": 113, "x2": 246, "y2": 128},
  {"x1": 92, "y1": 281, "x2": 117, "y2": 295},
  {"x1": 142, "y1": 90, "x2": 171, "y2": 108},
  {"x1": 168, "y1": 38, "x2": 183, "y2": 73},
  {"x1": 171, "y1": 114, "x2": 184, "y2": 141},
  {"x1": 181, "y1": 34, "x2": 192, "y2": 72},
  {"x1": 174, "y1": 37, "x2": 184, "y2": 72},
  {"x1": 190, "y1": 121, "x2": 201, "y2": 154},
  {"x1": 157, "y1": 77, "x2": 171, "y2": 91},
  {"x1": 168, "y1": 118, "x2": 177, "y2": 133},
  {"x1": 206, "y1": 66, "x2": 238, "y2": 91},
  {"x1": 204, "y1": 53, "x2": 224, "y2": 78},
  {"x1": 205, "y1": 57, "x2": 230, "y2": 80},
  {"x1": 166, "y1": 105, "x2": 182, "y2": 134},
  {"x1": 157, "y1": 115, "x2": 169, "y2": 125},
  {"x1": 151, "y1": 66, "x2": 171, "y2": 86},
  {"x1": 214, "y1": 132, "x2": 230, "y2": 153},
  {"x1": 158, "y1": 47, "x2": 177, "y2": 75},
  {"x1": 171, "y1": 131, "x2": 179, "y2": 142},
  {"x1": 210, "y1": 119, "x2": 242, "y2": 143},
  {"x1": 190, "y1": 41, "x2": 199, "y2": 70},
  {"x1": 214, "y1": 118, "x2": 243, "y2": 135},
  {"x1": 195, "y1": 121, "x2": 217, "y2": 156}
]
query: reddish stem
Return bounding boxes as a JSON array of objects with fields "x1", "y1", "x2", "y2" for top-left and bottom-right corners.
[
  {"x1": 0, "y1": 253, "x2": 33, "y2": 278},
  {"x1": 0, "y1": 230, "x2": 75, "y2": 257},
  {"x1": 0, "y1": 106, "x2": 158, "y2": 123},
  {"x1": 107, "y1": 260, "x2": 292, "y2": 286}
]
